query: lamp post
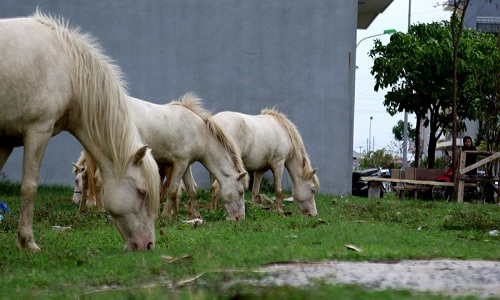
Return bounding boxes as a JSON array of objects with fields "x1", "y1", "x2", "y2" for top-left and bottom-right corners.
[
  {"x1": 356, "y1": 29, "x2": 397, "y2": 49},
  {"x1": 369, "y1": 116, "x2": 373, "y2": 153}
]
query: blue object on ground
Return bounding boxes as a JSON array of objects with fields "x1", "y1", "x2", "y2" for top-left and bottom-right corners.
[{"x1": 0, "y1": 201, "x2": 9, "y2": 214}]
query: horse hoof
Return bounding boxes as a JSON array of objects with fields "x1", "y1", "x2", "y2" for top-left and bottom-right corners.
[{"x1": 16, "y1": 239, "x2": 41, "y2": 252}]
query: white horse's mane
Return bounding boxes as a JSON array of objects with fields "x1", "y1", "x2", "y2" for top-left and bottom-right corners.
[
  {"x1": 262, "y1": 108, "x2": 319, "y2": 187},
  {"x1": 32, "y1": 10, "x2": 159, "y2": 213},
  {"x1": 172, "y1": 93, "x2": 247, "y2": 175}
]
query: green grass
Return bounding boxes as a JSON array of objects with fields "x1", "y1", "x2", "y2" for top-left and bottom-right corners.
[{"x1": 0, "y1": 179, "x2": 499, "y2": 299}]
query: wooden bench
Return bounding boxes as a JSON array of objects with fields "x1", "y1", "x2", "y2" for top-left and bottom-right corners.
[
  {"x1": 389, "y1": 167, "x2": 447, "y2": 199},
  {"x1": 360, "y1": 177, "x2": 456, "y2": 199},
  {"x1": 392, "y1": 185, "x2": 431, "y2": 191}
]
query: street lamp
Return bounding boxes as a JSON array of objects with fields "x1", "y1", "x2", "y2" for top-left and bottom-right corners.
[
  {"x1": 356, "y1": 29, "x2": 397, "y2": 49},
  {"x1": 369, "y1": 116, "x2": 373, "y2": 152}
]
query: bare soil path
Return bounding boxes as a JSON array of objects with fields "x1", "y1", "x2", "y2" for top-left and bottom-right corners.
[{"x1": 253, "y1": 260, "x2": 500, "y2": 298}]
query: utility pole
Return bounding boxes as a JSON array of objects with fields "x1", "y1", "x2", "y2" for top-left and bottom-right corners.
[{"x1": 402, "y1": 0, "x2": 411, "y2": 170}]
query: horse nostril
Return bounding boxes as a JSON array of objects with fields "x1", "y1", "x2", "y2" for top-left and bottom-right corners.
[
  {"x1": 147, "y1": 242, "x2": 154, "y2": 250},
  {"x1": 125, "y1": 242, "x2": 138, "y2": 252}
]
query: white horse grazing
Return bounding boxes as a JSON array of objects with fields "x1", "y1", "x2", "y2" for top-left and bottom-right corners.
[
  {"x1": 127, "y1": 93, "x2": 248, "y2": 220},
  {"x1": 72, "y1": 151, "x2": 102, "y2": 209},
  {"x1": 72, "y1": 152, "x2": 186, "y2": 214},
  {"x1": 211, "y1": 108, "x2": 319, "y2": 216},
  {"x1": 0, "y1": 11, "x2": 160, "y2": 252}
]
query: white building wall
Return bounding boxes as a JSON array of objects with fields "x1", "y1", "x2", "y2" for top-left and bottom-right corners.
[{"x1": 0, "y1": 1, "x2": 357, "y2": 195}]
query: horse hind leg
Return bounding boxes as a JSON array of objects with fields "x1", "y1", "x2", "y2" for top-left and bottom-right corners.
[
  {"x1": 183, "y1": 166, "x2": 200, "y2": 218},
  {"x1": 17, "y1": 129, "x2": 53, "y2": 252},
  {"x1": 251, "y1": 172, "x2": 264, "y2": 205},
  {"x1": 271, "y1": 166, "x2": 285, "y2": 215}
]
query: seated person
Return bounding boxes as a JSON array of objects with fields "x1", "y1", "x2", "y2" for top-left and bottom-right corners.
[{"x1": 462, "y1": 136, "x2": 477, "y2": 176}]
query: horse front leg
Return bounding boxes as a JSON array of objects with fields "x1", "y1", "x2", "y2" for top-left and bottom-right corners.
[
  {"x1": 271, "y1": 165, "x2": 285, "y2": 215},
  {"x1": 159, "y1": 166, "x2": 173, "y2": 201},
  {"x1": 251, "y1": 172, "x2": 264, "y2": 205},
  {"x1": 161, "y1": 165, "x2": 184, "y2": 217},
  {"x1": 209, "y1": 173, "x2": 220, "y2": 212},
  {"x1": 17, "y1": 129, "x2": 52, "y2": 252},
  {"x1": 183, "y1": 166, "x2": 200, "y2": 218}
]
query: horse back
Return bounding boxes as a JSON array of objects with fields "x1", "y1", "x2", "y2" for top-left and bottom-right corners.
[
  {"x1": 0, "y1": 17, "x2": 73, "y2": 136},
  {"x1": 213, "y1": 111, "x2": 292, "y2": 171}
]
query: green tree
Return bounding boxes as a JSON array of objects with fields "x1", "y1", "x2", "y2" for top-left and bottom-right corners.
[
  {"x1": 369, "y1": 21, "x2": 480, "y2": 169},
  {"x1": 390, "y1": 120, "x2": 416, "y2": 161},
  {"x1": 392, "y1": 120, "x2": 416, "y2": 142},
  {"x1": 466, "y1": 32, "x2": 500, "y2": 152},
  {"x1": 359, "y1": 149, "x2": 397, "y2": 170}
]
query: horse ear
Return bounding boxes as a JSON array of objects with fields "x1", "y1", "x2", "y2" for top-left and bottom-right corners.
[
  {"x1": 312, "y1": 168, "x2": 317, "y2": 175},
  {"x1": 238, "y1": 172, "x2": 248, "y2": 181},
  {"x1": 239, "y1": 172, "x2": 250, "y2": 189},
  {"x1": 72, "y1": 163, "x2": 79, "y2": 168},
  {"x1": 132, "y1": 145, "x2": 149, "y2": 165}
]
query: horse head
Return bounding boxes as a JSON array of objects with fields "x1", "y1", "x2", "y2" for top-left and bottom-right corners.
[
  {"x1": 292, "y1": 169, "x2": 319, "y2": 217},
  {"x1": 72, "y1": 162, "x2": 85, "y2": 205},
  {"x1": 218, "y1": 172, "x2": 248, "y2": 220},
  {"x1": 99, "y1": 146, "x2": 160, "y2": 251}
]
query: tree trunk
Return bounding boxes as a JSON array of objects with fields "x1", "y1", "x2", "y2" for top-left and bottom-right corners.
[
  {"x1": 414, "y1": 115, "x2": 421, "y2": 167},
  {"x1": 451, "y1": 0, "x2": 470, "y2": 202},
  {"x1": 427, "y1": 131, "x2": 438, "y2": 169}
]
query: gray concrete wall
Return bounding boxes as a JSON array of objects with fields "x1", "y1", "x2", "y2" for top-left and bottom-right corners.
[{"x1": 0, "y1": 1, "x2": 356, "y2": 195}]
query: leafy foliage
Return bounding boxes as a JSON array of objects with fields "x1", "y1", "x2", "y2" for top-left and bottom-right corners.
[
  {"x1": 359, "y1": 149, "x2": 398, "y2": 170},
  {"x1": 369, "y1": 21, "x2": 499, "y2": 167},
  {"x1": 467, "y1": 33, "x2": 500, "y2": 152},
  {"x1": 392, "y1": 120, "x2": 416, "y2": 142},
  {"x1": 419, "y1": 156, "x2": 450, "y2": 169}
]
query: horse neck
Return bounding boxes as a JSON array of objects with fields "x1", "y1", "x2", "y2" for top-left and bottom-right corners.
[
  {"x1": 285, "y1": 150, "x2": 308, "y2": 187},
  {"x1": 198, "y1": 116, "x2": 244, "y2": 182},
  {"x1": 202, "y1": 138, "x2": 241, "y2": 182},
  {"x1": 72, "y1": 131, "x2": 115, "y2": 179}
]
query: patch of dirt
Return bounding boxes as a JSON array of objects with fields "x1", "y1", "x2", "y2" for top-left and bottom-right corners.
[{"x1": 252, "y1": 260, "x2": 500, "y2": 298}]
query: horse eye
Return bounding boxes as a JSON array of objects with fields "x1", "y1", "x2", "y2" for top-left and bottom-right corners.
[{"x1": 137, "y1": 188, "x2": 147, "y2": 200}]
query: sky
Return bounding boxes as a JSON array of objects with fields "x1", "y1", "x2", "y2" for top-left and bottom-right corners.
[{"x1": 354, "y1": 0, "x2": 452, "y2": 154}]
